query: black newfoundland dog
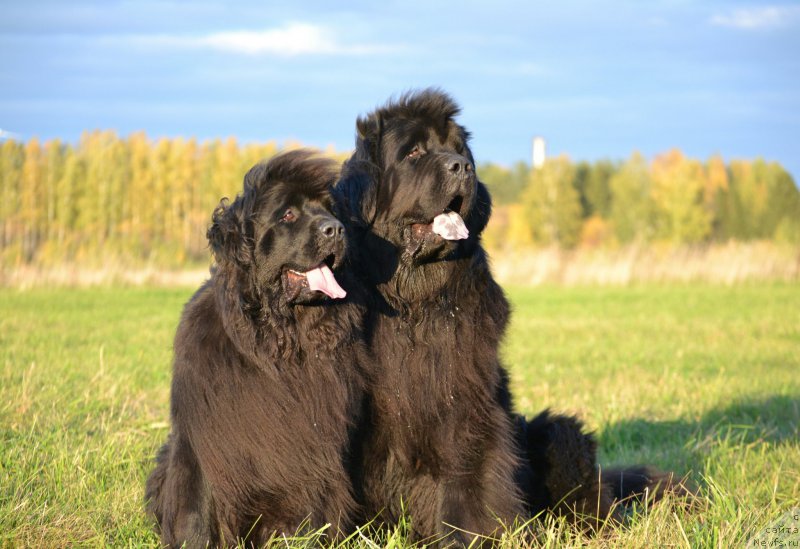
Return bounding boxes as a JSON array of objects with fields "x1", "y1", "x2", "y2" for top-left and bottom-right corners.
[
  {"x1": 335, "y1": 89, "x2": 523, "y2": 543},
  {"x1": 145, "y1": 150, "x2": 366, "y2": 547},
  {"x1": 336, "y1": 89, "x2": 684, "y2": 542}
]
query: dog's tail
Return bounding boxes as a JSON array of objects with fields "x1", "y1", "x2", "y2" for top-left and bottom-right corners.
[
  {"x1": 601, "y1": 465, "x2": 695, "y2": 506},
  {"x1": 514, "y1": 410, "x2": 696, "y2": 529},
  {"x1": 514, "y1": 411, "x2": 617, "y2": 527}
]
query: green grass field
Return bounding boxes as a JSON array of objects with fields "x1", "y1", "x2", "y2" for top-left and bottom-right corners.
[{"x1": 2, "y1": 284, "x2": 799, "y2": 547}]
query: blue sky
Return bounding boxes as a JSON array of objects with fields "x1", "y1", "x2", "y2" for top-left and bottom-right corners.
[{"x1": 2, "y1": 1, "x2": 799, "y2": 179}]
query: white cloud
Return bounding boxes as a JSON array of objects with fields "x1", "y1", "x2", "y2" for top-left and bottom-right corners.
[
  {"x1": 133, "y1": 22, "x2": 397, "y2": 57},
  {"x1": 710, "y1": 6, "x2": 800, "y2": 29},
  {"x1": 0, "y1": 128, "x2": 22, "y2": 140},
  {"x1": 202, "y1": 23, "x2": 351, "y2": 56}
]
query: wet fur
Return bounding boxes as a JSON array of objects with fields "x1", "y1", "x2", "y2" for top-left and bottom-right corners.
[{"x1": 145, "y1": 150, "x2": 366, "y2": 547}]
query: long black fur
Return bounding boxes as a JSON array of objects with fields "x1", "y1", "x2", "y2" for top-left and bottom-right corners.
[
  {"x1": 145, "y1": 150, "x2": 367, "y2": 547},
  {"x1": 514, "y1": 411, "x2": 618, "y2": 528},
  {"x1": 335, "y1": 89, "x2": 523, "y2": 544},
  {"x1": 514, "y1": 409, "x2": 693, "y2": 529},
  {"x1": 336, "y1": 90, "x2": 690, "y2": 543}
]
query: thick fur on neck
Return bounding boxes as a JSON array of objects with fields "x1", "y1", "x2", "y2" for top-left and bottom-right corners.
[{"x1": 211, "y1": 261, "x2": 351, "y2": 364}]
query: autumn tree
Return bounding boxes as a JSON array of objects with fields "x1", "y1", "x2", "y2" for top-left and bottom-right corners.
[
  {"x1": 20, "y1": 138, "x2": 45, "y2": 261},
  {"x1": 53, "y1": 145, "x2": 84, "y2": 257},
  {"x1": 716, "y1": 159, "x2": 800, "y2": 241},
  {"x1": 0, "y1": 140, "x2": 25, "y2": 262},
  {"x1": 520, "y1": 155, "x2": 582, "y2": 248},
  {"x1": 586, "y1": 160, "x2": 616, "y2": 219},
  {"x1": 650, "y1": 149, "x2": 712, "y2": 244},
  {"x1": 609, "y1": 152, "x2": 655, "y2": 244},
  {"x1": 704, "y1": 154, "x2": 729, "y2": 239}
]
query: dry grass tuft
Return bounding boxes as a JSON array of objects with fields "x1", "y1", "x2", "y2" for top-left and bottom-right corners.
[{"x1": 488, "y1": 241, "x2": 800, "y2": 286}]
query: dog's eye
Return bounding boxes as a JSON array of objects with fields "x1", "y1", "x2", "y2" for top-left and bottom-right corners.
[
  {"x1": 280, "y1": 209, "x2": 297, "y2": 223},
  {"x1": 406, "y1": 146, "x2": 423, "y2": 160}
]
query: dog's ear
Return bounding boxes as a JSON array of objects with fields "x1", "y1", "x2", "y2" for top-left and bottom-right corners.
[
  {"x1": 469, "y1": 179, "x2": 493, "y2": 237},
  {"x1": 207, "y1": 196, "x2": 250, "y2": 267},
  {"x1": 356, "y1": 113, "x2": 383, "y2": 165},
  {"x1": 337, "y1": 112, "x2": 382, "y2": 228},
  {"x1": 334, "y1": 169, "x2": 379, "y2": 231}
]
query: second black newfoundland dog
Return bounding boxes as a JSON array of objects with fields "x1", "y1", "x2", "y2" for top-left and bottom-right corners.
[
  {"x1": 336, "y1": 89, "x2": 684, "y2": 542},
  {"x1": 145, "y1": 150, "x2": 366, "y2": 547},
  {"x1": 336, "y1": 89, "x2": 523, "y2": 543}
]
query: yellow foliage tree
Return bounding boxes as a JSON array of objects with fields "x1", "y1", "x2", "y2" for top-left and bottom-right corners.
[
  {"x1": 650, "y1": 149, "x2": 712, "y2": 244},
  {"x1": 520, "y1": 155, "x2": 582, "y2": 248}
]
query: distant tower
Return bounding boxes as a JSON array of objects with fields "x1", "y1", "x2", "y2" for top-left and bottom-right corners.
[{"x1": 532, "y1": 136, "x2": 546, "y2": 169}]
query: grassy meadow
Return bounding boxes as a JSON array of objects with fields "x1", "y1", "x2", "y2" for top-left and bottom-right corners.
[{"x1": 1, "y1": 283, "x2": 799, "y2": 547}]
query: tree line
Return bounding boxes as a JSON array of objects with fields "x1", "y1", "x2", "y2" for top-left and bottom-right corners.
[
  {"x1": 0, "y1": 132, "x2": 334, "y2": 267},
  {"x1": 480, "y1": 150, "x2": 800, "y2": 250},
  {"x1": 1, "y1": 132, "x2": 798, "y2": 269}
]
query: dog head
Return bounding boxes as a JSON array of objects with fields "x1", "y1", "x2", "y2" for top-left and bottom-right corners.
[
  {"x1": 208, "y1": 149, "x2": 347, "y2": 306},
  {"x1": 341, "y1": 88, "x2": 492, "y2": 265}
]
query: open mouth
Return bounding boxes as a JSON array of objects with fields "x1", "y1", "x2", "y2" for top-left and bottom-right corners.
[
  {"x1": 445, "y1": 195, "x2": 463, "y2": 216},
  {"x1": 284, "y1": 256, "x2": 347, "y2": 301},
  {"x1": 322, "y1": 253, "x2": 337, "y2": 270},
  {"x1": 409, "y1": 195, "x2": 469, "y2": 242}
]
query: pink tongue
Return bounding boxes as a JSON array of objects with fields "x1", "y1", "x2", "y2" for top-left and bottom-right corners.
[
  {"x1": 432, "y1": 211, "x2": 469, "y2": 240},
  {"x1": 304, "y1": 265, "x2": 347, "y2": 299}
]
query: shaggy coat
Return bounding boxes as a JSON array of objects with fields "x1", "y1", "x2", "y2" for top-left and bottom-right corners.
[
  {"x1": 335, "y1": 89, "x2": 524, "y2": 544},
  {"x1": 514, "y1": 411, "x2": 618, "y2": 528},
  {"x1": 514, "y1": 409, "x2": 691, "y2": 528},
  {"x1": 145, "y1": 150, "x2": 366, "y2": 547}
]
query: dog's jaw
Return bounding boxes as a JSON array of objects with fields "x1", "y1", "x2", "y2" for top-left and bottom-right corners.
[{"x1": 281, "y1": 262, "x2": 347, "y2": 303}]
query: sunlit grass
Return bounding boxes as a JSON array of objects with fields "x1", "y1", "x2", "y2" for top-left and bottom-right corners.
[{"x1": 1, "y1": 284, "x2": 798, "y2": 547}]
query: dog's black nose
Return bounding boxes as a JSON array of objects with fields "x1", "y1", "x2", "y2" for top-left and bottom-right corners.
[
  {"x1": 319, "y1": 218, "x2": 344, "y2": 240},
  {"x1": 444, "y1": 154, "x2": 474, "y2": 177}
]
